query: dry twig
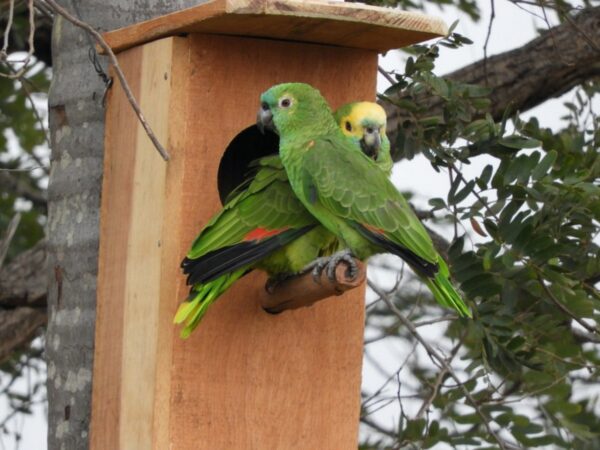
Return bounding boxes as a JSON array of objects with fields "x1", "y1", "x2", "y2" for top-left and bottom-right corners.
[
  {"x1": 367, "y1": 279, "x2": 522, "y2": 450},
  {"x1": 0, "y1": 213, "x2": 21, "y2": 271},
  {"x1": 0, "y1": 0, "x2": 36, "y2": 79},
  {"x1": 536, "y1": 274, "x2": 600, "y2": 335}
]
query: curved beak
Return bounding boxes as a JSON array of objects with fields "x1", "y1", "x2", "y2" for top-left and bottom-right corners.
[
  {"x1": 257, "y1": 103, "x2": 273, "y2": 135},
  {"x1": 360, "y1": 129, "x2": 381, "y2": 160}
]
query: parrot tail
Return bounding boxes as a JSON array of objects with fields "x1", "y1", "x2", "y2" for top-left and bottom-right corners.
[
  {"x1": 422, "y1": 260, "x2": 472, "y2": 318},
  {"x1": 351, "y1": 222, "x2": 471, "y2": 317},
  {"x1": 173, "y1": 268, "x2": 246, "y2": 338}
]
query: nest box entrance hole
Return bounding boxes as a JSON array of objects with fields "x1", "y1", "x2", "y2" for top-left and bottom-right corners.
[{"x1": 217, "y1": 125, "x2": 279, "y2": 204}]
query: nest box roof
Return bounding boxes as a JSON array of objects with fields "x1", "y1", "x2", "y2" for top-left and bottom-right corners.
[{"x1": 102, "y1": 0, "x2": 447, "y2": 54}]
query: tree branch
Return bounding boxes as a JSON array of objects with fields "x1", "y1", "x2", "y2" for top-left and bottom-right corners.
[
  {"x1": 0, "y1": 240, "x2": 47, "y2": 364},
  {"x1": 367, "y1": 279, "x2": 522, "y2": 450},
  {"x1": 261, "y1": 258, "x2": 366, "y2": 313},
  {"x1": 382, "y1": 6, "x2": 600, "y2": 158},
  {"x1": 0, "y1": 240, "x2": 47, "y2": 308},
  {"x1": 0, "y1": 171, "x2": 47, "y2": 210},
  {"x1": 0, "y1": 0, "x2": 52, "y2": 65},
  {"x1": 0, "y1": 213, "x2": 20, "y2": 270},
  {"x1": 0, "y1": 306, "x2": 46, "y2": 364}
]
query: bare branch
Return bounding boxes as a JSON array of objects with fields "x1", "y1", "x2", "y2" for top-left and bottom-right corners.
[
  {"x1": 0, "y1": 213, "x2": 21, "y2": 270},
  {"x1": 378, "y1": 65, "x2": 396, "y2": 85},
  {"x1": 0, "y1": 2, "x2": 52, "y2": 65},
  {"x1": 0, "y1": 307, "x2": 46, "y2": 365},
  {"x1": 0, "y1": 240, "x2": 47, "y2": 308},
  {"x1": 0, "y1": 0, "x2": 36, "y2": 79},
  {"x1": 1, "y1": 0, "x2": 16, "y2": 58},
  {"x1": 0, "y1": 171, "x2": 47, "y2": 210},
  {"x1": 536, "y1": 274, "x2": 600, "y2": 335},
  {"x1": 360, "y1": 415, "x2": 398, "y2": 439},
  {"x1": 367, "y1": 279, "x2": 522, "y2": 450},
  {"x1": 483, "y1": 0, "x2": 496, "y2": 84},
  {"x1": 416, "y1": 338, "x2": 462, "y2": 419},
  {"x1": 261, "y1": 259, "x2": 365, "y2": 313}
]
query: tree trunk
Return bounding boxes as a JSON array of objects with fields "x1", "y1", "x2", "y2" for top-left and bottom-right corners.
[{"x1": 45, "y1": 2, "x2": 201, "y2": 448}]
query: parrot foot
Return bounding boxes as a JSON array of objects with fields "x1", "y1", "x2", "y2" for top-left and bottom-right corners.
[
  {"x1": 300, "y1": 257, "x2": 332, "y2": 284},
  {"x1": 325, "y1": 249, "x2": 358, "y2": 282},
  {"x1": 301, "y1": 250, "x2": 358, "y2": 284},
  {"x1": 265, "y1": 273, "x2": 294, "y2": 294}
]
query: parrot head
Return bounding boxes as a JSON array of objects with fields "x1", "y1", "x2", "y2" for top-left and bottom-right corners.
[
  {"x1": 334, "y1": 102, "x2": 392, "y2": 173},
  {"x1": 335, "y1": 102, "x2": 387, "y2": 158},
  {"x1": 258, "y1": 83, "x2": 336, "y2": 137}
]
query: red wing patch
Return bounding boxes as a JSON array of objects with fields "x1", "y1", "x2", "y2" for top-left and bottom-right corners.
[
  {"x1": 363, "y1": 223, "x2": 386, "y2": 235},
  {"x1": 243, "y1": 227, "x2": 289, "y2": 241}
]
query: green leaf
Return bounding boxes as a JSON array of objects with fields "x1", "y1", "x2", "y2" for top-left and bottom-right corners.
[
  {"x1": 447, "y1": 19, "x2": 460, "y2": 35},
  {"x1": 428, "y1": 197, "x2": 446, "y2": 211},
  {"x1": 403, "y1": 419, "x2": 426, "y2": 440},
  {"x1": 477, "y1": 164, "x2": 493, "y2": 188},
  {"x1": 531, "y1": 150, "x2": 558, "y2": 180},
  {"x1": 499, "y1": 135, "x2": 542, "y2": 149},
  {"x1": 451, "y1": 179, "x2": 476, "y2": 204}
]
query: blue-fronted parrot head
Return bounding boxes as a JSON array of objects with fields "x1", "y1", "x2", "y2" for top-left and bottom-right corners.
[{"x1": 257, "y1": 83, "x2": 335, "y2": 137}]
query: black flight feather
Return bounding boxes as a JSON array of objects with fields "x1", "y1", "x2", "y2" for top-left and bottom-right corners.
[
  {"x1": 181, "y1": 225, "x2": 315, "y2": 286},
  {"x1": 352, "y1": 222, "x2": 439, "y2": 278}
]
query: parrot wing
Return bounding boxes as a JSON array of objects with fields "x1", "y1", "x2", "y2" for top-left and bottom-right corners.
[
  {"x1": 302, "y1": 136, "x2": 439, "y2": 275},
  {"x1": 183, "y1": 156, "x2": 315, "y2": 285}
]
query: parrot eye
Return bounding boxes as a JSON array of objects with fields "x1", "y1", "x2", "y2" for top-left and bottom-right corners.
[
  {"x1": 345, "y1": 121, "x2": 352, "y2": 132},
  {"x1": 366, "y1": 127, "x2": 374, "y2": 134},
  {"x1": 279, "y1": 97, "x2": 292, "y2": 108}
]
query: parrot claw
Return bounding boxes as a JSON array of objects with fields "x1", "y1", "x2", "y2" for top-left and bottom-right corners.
[
  {"x1": 300, "y1": 257, "x2": 331, "y2": 284},
  {"x1": 265, "y1": 277, "x2": 279, "y2": 294},
  {"x1": 301, "y1": 250, "x2": 358, "y2": 284},
  {"x1": 325, "y1": 249, "x2": 358, "y2": 282}
]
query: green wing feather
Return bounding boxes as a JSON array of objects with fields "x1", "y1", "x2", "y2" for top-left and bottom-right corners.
[
  {"x1": 302, "y1": 137, "x2": 438, "y2": 265},
  {"x1": 187, "y1": 156, "x2": 314, "y2": 259},
  {"x1": 297, "y1": 135, "x2": 471, "y2": 318}
]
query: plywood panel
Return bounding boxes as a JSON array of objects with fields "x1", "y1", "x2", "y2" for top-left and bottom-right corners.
[
  {"x1": 92, "y1": 34, "x2": 377, "y2": 449},
  {"x1": 90, "y1": 44, "x2": 143, "y2": 450},
  {"x1": 170, "y1": 34, "x2": 375, "y2": 450},
  {"x1": 118, "y1": 38, "x2": 174, "y2": 450},
  {"x1": 101, "y1": 0, "x2": 447, "y2": 54}
]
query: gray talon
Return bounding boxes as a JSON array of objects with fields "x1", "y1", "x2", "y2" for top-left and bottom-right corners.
[
  {"x1": 301, "y1": 256, "x2": 331, "y2": 284},
  {"x1": 325, "y1": 249, "x2": 357, "y2": 282},
  {"x1": 301, "y1": 250, "x2": 358, "y2": 284}
]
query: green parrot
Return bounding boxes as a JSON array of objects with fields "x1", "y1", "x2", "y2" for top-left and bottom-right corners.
[
  {"x1": 175, "y1": 101, "x2": 391, "y2": 338},
  {"x1": 257, "y1": 82, "x2": 471, "y2": 318}
]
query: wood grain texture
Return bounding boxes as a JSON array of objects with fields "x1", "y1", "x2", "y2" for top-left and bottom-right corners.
[
  {"x1": 92, "y1": 34, "x2": 377, "y2": 449},
  {"x1": 170, "y1": 34, "x2": 374, "y2": 450},
  {"x1": 118, "y1": 38, "x2": 174, "y2": 450},
  {"x1": 101, "y1": 0, "x2": 447, "y2": 54},
  {"x1": 90, "y1": 44, "x2": 143, "y2": 450}
]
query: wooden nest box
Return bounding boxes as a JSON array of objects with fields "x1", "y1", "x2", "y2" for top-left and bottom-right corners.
[{"x1": 91, "y1": 1, "x2": 446, "y2": 448}]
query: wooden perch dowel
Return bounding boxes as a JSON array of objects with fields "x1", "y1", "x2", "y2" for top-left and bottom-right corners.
[{"x1": 261, "y1": 258, "x2": 366, "y2": 314}]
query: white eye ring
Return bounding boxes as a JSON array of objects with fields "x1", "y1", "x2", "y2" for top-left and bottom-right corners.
[{"x1": 279, "y1": 97, "x2": 292, "y2": 108}]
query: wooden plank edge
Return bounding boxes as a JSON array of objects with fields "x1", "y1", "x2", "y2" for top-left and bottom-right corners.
[{"x1": 99, "y1": 0, "x2": 447, "y2": 54}]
